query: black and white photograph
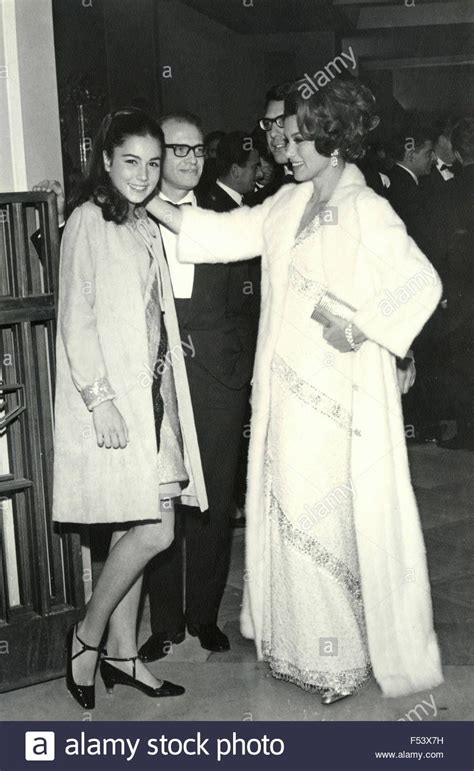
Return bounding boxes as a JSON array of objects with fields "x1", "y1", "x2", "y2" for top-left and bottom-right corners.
[{"x1": 0, "y1": 0, "x2": 473, "y2": 767}]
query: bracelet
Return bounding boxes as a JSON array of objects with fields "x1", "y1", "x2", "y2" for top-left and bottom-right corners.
[
  {"x1": 344, "y1": 323, "x2": 361, "y2": 351},
  {"x1": 81, "y1": 377, "x2": 116, "y2": 411}
]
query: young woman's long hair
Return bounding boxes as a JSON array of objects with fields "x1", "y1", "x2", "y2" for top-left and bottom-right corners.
[{"x1": 72, "y1": 107, "x2": 164, "y2": 224}]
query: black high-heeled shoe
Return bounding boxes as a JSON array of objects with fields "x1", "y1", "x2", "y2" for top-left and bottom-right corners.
[
  {"x1": 65, "y1": 623, "x2": 102, "y2": 710},
  {"x1": 100, "y1": 655, "x2": 185, "y2": 697}
]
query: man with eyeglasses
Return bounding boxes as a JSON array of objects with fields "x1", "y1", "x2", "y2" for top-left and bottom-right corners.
[
  {"x1": 140, "y1": 112, "x2": 258, "y2": 663},
  {"x1": 246, "y1": 82, "x2": 295, "y2": 206}
]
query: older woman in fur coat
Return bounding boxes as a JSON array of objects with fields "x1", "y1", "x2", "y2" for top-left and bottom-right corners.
[{"x1": 148, "y1": 80, "x2": 443, "y2": 704}]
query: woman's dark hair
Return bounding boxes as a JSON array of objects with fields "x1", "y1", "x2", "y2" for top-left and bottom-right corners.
[
  {"x1": 285, "y1": 77, "x2": 380, "y2": 161},
  {"x1": 72, "y1": 107, "x2": 164, "y2": 224},
  {"x1": 264, "y1": 81, "x2": 295, "y2": 112}
]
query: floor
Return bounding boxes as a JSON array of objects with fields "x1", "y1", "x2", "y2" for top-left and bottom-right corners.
[{"x1": 0, "y1": 444, "x2": 473, "y2": 722}]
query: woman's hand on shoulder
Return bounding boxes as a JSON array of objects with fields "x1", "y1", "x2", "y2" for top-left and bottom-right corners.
[
  {"x1": 92, "y1": 401, "x2": 129, "y2": 449},
  {"x1": 146, "y1": 195, "x2": 182, "y2": 234}
]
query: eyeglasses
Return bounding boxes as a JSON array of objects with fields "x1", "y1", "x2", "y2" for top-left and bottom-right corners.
[
  {"x1": 165, "y1": 144, "x2": 206, "y2": 158},
  {"x1": 259, "y1": 115, "x2": 285, "y2": 132}
]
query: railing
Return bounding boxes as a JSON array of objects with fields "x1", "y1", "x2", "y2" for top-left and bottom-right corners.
[{"x1": 0, "y1": 192, "x2": 84, "y2": 692}]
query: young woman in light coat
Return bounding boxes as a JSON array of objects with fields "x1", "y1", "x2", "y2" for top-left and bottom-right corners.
[
  {"x1": 147, "y1": 79, "x2": 443, "y2": 704},
  {"x1": 54, "y1": 108, "x2": 207, "y2": 710}
]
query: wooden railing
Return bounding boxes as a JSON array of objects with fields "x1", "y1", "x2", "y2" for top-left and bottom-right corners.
[{"x1": 0, "y1": 192, "x2": 84, "y2": 692}]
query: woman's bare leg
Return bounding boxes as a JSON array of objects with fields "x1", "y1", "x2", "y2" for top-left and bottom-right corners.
[
  {"x1": 105, "y1": 561, "x2": 164, "y2": 688},
  {"x1": 71, "y1": 515, "x2": 174, "y2": 686}
]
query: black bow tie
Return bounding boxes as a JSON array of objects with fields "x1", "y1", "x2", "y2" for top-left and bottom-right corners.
[{"x1": 439, "y1": 164, "x2": 452, "y2": 172}]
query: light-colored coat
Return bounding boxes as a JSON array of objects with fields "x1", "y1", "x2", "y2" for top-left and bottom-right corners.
[
  {"x1": 178, "y1": 164, "x2": 443, "y2": 697},
  {"x1": 53, "y1": 202, "x2": 207, "y2": 525}
]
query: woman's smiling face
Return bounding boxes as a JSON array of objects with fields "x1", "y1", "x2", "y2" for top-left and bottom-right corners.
[
  {"x1": 284, "y1": 115, "x2": 331, "y2": 182},
  {"x1": 103, "y1": 133, "x2": 162, "y2": 206}
]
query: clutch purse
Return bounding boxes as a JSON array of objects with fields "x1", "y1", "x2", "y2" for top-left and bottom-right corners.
[{"x1": 311, "y1": 289, "x2": 357, "y2": 327}]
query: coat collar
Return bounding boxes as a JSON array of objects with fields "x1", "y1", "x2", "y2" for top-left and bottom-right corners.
[
  {"x1": 286, "y1": 161, "x2": 366, "y2": 208},
  {"x1": 328, "y1": 162, "x2": 367, "y2": 204},
  {"x1": 277, "y1": 163, "x2": 366, "y2": 250}
]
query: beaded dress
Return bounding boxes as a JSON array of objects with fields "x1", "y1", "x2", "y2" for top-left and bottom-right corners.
[{"x1": 262, "y1": 215, "x2": 372, "y2": 693}]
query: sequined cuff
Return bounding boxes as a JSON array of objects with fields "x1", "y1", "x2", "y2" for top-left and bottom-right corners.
[{"x1": 81, "y1": 378, "x2": 116, "y2": 411}]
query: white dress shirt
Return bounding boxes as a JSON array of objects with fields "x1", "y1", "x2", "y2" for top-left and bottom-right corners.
[
  {"x1": 159, "y1": 190, "x2": 195, "y2": 298},
  {"x1": 216, "y1": 179, "x2": 243, "y2": 206},
  {"x1": 435, "y1": 156, "x2": 455, "y2": 181}
]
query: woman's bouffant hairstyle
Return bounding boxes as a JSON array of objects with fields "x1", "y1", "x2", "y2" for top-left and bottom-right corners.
[
  {"x1": 73, "y1": 107, "x2": 164, "y2": 224},
  {"x1": 285, "y1": 77, "x2": 380, "y2": 161}
]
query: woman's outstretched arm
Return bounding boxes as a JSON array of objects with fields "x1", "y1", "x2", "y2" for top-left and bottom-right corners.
[{"x1": 147, "y1": 186, "x2": 288, "y2": 265}]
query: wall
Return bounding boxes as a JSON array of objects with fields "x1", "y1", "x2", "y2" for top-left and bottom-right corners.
[
  {"x1": 393, "y1": 65, "x2": 474, "y2": 114},
  {"x1": 155, "y1": 1, "x2": 336, "y2": 133},
  {"x1": 50, "y1": 0, "x2": 336, "y2": 153},
  {"x1": 0, "y1": 4, "x2": 14, "y2": 189},
  {"x1": 103, "y1": 0, "x2": 161, "y2": 111},
  {"x1": 343, "y1": 24, "x2": 474, "y2": 65},
  {"x1": 0, "y1": 0, "x2": 63, "y2": 193},
  {"x1": 156, "y1": 0, "x2": 248, "y2": 132},
  {"x1": 339, "y1": 25, "x2": 474, "y2": 137},
  {"x1": 247, "y1": 29, "x2": 336, "y2": 124}
]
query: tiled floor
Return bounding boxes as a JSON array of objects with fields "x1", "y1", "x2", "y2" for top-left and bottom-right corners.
[{"x1": 0, "y1": 445, "x2": 472, "y2": 722}]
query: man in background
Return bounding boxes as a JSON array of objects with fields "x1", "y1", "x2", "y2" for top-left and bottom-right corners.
[
  {"x1": 246, "y1": 82, "x2": 295, "y2": 205},
  {"x1": 439, "y1": 117, "x2": 474, "y2": 450},
  {"x1": 388, "y1": 123, "x2": 435, "y2": 252},
  {"x1": 388, "y1": 123, "x2": 445, "y2": 444}
]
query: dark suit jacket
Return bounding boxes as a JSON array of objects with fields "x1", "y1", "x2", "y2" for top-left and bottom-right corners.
[
  {"x1": 420, "y1": 163, "x2": 461, "y2": 206},
  {"x1": 444, "y1": 164, "x2": 474, "y2": 351},
  {"x1": 357, "y1": 162, "x2": 389, "y2": 199},
  {"x1": 419, "y1": 166, "x2": 460, "y2": 280},
  {"x1": 387, "y1": 164, "x2": 431, "y2": 256},
  {"x1": 155, "y1": 186, "x2": 260, "y2": 390}
]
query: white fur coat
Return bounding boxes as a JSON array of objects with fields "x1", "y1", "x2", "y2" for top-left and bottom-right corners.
[{"x1": 178, "y1": 164, "x2": 443, "y2": 697}]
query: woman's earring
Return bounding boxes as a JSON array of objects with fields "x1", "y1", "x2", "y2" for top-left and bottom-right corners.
[{"x1": 331, "y1": 149, "x2": 339, "y2": 167}]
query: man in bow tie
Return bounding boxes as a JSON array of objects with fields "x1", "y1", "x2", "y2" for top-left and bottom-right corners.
[
  {"x1": 139, "y1": 113, "x2": 259, "y2": 662},
  {"x1": 427, "y1": 118, "x2": 463, "y2": 183},
  {"x1": 419, "y1": 117, "x2": 462, "y2": 276}
]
